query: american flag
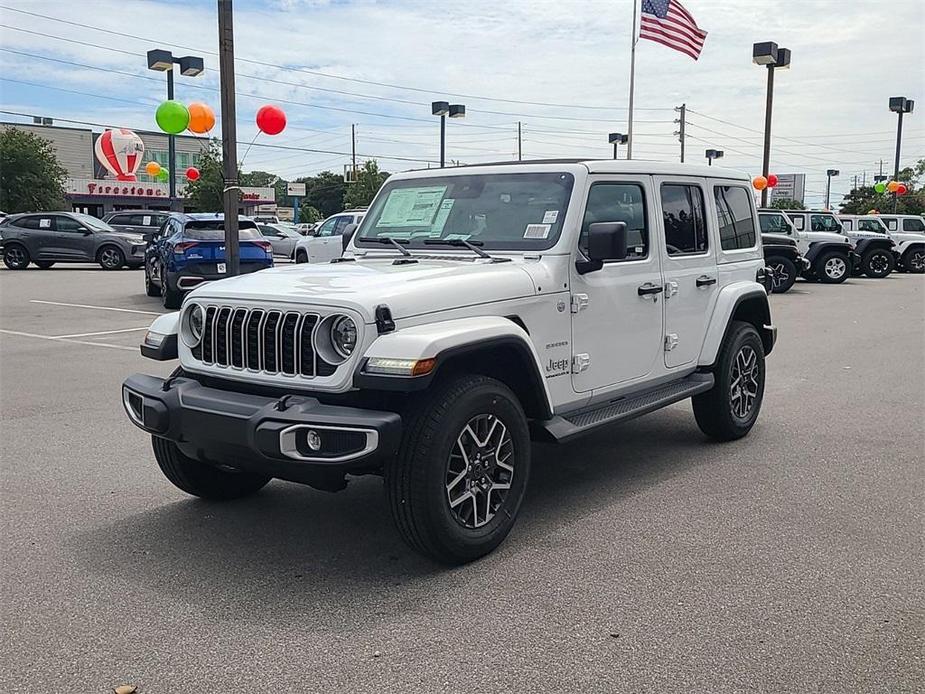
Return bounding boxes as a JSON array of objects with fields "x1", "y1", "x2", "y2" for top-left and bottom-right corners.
[{"x1": 640, "y1": 0, "x2": 708, "y2": 60}]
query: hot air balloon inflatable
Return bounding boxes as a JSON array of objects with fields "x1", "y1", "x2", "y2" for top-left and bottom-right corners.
[{"x1": 94, "y1": 128, "x2": 145, "y2": 181}]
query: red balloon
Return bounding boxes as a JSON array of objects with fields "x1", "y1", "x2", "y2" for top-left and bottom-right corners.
[
  {"x1": 185, "y1": 166, "x2": 200, "y2": 181},
  {"x1": 896, "y1": 183, "x2": 908, "y2": 195},
  {"x1": 256, "y1": 105, "x2": 286, "y2": 135},
  {"x1": 767, "y1": 174, "x2": 779, "y2": 188}
]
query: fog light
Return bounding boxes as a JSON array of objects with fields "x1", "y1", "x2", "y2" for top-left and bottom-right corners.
[{"x1": 306, "y1": 430, "x2": 322, "y2": 451}]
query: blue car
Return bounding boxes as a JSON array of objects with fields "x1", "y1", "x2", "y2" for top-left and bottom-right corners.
[{"x1": 144, "y1": 213, "x2": 274, "y2": 309}]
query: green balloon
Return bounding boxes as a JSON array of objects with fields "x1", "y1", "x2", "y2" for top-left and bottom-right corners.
[
  {"x1": 157, "y1": 169, "x2": 169, "y2": 182},
  {"x1": 155, "y1": 100, "x2": 190, "y2": 135},
  {"x1": 874, "y1": 182, "x2": 886, "y2": 194}
]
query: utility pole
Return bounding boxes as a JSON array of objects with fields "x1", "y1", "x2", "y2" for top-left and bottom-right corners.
[
  {"x1": 675, "y1": 103, "x2": 686, "y2": 163},
  {"x1": 853, "y1": 174, "x2": 858, "y2": 191},
  {"x1": 517, "y1": 121, "x2": 522, "y2": 161},
  {"x1": 351, "y1": 123, "x2": 357, "y2": 181},
  {"x1": 217, "y1": 0, "x2": 239, "y2": 276}
]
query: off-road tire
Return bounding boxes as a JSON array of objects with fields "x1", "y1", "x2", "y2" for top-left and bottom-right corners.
[
  {"x1": 814, "y1": 250, "x2": 851, "y2": 284},
  {"x1": 861, "y1": 248, "x2": 894, "y2": 278},
  {"x1": 901, "y1": 247, "x2": 925, "y2": 274},
  {"x1": 767, "y1": 256, "x2": 797, "y2": 293},
  {"x1": 34, "y1": 260, "x2": 55, "y2": 270},
  {"x1": 693, "y1": 321, "x2": 765, "y2": 442},
  {"x1": 97, "y1": 245, "x2": 124, "y2": 270},
  {"x1": 3, "y1": 244, "x2": 30, "y2": 269},
  {"x1": 385, "y1": 374, "x2": 531, "y2": 565},
  {"x1": 151, "y1": 436, "x2": 271, "y2": 500}
]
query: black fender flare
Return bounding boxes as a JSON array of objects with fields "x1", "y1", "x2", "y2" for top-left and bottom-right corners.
[
  {"x1": 854, "y1": 238, "x2": 893, "y2": 258},
  {"x1": 804, "y1": 241, "x2": 850, "y2": 265}
]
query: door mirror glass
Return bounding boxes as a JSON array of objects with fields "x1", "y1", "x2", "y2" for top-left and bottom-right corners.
[
  {"x1": 587, "y1": 222, "x2": 628, "y2": 261},
  {"x1": 143, "y1": 232, "x2": 156, "y2": 243}
]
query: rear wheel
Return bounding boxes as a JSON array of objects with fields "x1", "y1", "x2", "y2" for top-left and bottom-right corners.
[
  {"x1": 767, "y1": 256, "x2": 797, "y2": 293},
  {"x1": 3, "y1": 244, "x2": 30, "y2": 270},
  {"x1": 861, "y1": 248, "x2": 894, "y2": 278},
  {"x1": 386, "y1": 374, "x2": 530, "y2": 564},
  {"x1": 815, "y1": 250, "x2": 850, "y2": 284},
  {"x1": 693, "y1": 321, "x2": 766, "y2": 441},
  {"x1": 902, "y1": 247, "x2": 925, "y2": 274},
  {"x1": 34, "y1": 260, "x2": 55, "y2": 270},
  {"x1": 98, "y1": 245, "x2": 124, "y2": 270},
  {"x1": 152, "y1": 437, "x2": 270, "y2": 500},
  {"x1": 161, "y1": 265, "x2": 181, "y2": 309}
]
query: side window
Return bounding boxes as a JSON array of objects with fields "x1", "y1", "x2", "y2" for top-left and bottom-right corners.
[
  {"x1": 714, "y1": 186, "x2": 756, "y2": 250},
  {"x1": 842, "y1": 219, "x2": 853, "y2": 231},
  {"x1": 317, "y1": 218, "x2": 338, "y2": 237},
  {"x1": 108, "y1": 214, "x2": 130, "y2": 226},
  {"x1": 17, "y1": 217, "x2": 42, "y2": 230},
  {"x1": 858, "y1": 220, "x2": 878, "y2": 232},
  {"x1": 259, "y1": 225, "x2": 278, "y2": 237},
  {"x1": 885, "y1": 219, "x2": 898, "y2": 231},
  {"x1": 790, "y1": 215, "x2": 805, "y2": 231},
  {"x1": 54, "y1": 216, "x2": 84, "y2": 233},
  {"x1": 333, "y1": 216, "x2": 354, "y2": 235},
  {"x1": 759, "y1": 214, "x2": 789, "y2": 234},
  {"x1": 902, "y1": 218, "x2": 924, "y2": 232},
  {"x1": 661, "y1": 184, "x2": 707, "y2": 255},
  {"x1": 579, "y1": 182, "x2": 648, "y2": 259}
]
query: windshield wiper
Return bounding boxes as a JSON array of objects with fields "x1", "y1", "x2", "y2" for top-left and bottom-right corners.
[
  {"x1": 373, "y1": 236, "x2": 411, "y2": 256},
  {"x1": 424, "y1": 238, "x2": 509, "y2": 262}
]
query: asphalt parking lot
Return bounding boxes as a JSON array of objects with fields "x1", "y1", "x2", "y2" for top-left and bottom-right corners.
[{"x1": 1, "y1": 265, "x2": 922, "y2": 693}]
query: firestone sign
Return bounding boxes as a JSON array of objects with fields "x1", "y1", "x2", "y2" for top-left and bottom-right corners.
[{"x1": 65, "y1": 178, "x2": 275, "y2": 203}]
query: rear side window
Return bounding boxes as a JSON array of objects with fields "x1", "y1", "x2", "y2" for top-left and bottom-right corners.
[
  {"x1": 842, "y1": 219, "x2": 853, "y2": 230},
  {"x1": 661, "y1": 184, "x2": 707, "y2": 255},
  {"x1": 714, "y1": 186, "x2": 756, "y2": 250},
  {"x1": 108, "y1": 214, "x2": 131, "y2": 225},
  {"x1": 18, "y1": 216, "x2": 53, "y2": 230},
  {"x1": 902, "y1": 218, "x2": 925, "y2": 232},
  {"x1": 579, "y1": 182, "x2": 648, "y2": 260}
]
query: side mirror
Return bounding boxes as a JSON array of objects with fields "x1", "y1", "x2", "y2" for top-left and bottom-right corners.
[
  {"x1": 577, "y1": 222, "x2": 628, "y2": 274},
  {"x1": 143, "y1": 232, "x2": 156, "y2": 243},
  {"x1": 342, "y1": 223, "x2": 358, "y2": 251},
  {"x1": 80, "y1": 228, "x2": 92, "y2": 235}
]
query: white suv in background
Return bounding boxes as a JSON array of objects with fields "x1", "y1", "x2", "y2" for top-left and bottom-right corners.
[{"x1": 293, "y1": 210, "x2": 365, "y2": 264}]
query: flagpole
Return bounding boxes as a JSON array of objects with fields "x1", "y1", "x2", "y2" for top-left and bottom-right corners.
[{"x1": 627, "y1": 0, "x2": 638, "y2": 159}]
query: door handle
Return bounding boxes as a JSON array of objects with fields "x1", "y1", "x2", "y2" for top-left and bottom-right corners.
[
  {"x1": 637, "y1": 283, "x2": 664, "y2": 296},
  {"x1": 696, "y1": 275, "x2": 717, "y2": 287}
]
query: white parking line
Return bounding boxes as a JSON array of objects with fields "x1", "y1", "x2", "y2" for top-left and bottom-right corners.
[
  {"x1": 52, "y1": 326, "x2": 149, "y2": 339},
  {"x1": 30, "y1": 300, "x2": 162, "y2": 316},
  {"x1": 0, "y1": 329, "x2": 137, "y2": 352}
]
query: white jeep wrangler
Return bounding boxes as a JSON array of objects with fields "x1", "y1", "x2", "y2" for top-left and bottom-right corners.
[{"x1": 123, "y1": 160, "x2": 776, "y2": 564}]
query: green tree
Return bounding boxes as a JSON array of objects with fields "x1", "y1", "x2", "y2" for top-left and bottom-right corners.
[
  {"x1": 344, "y1": 160, "x2": 389, "y2": 209},
  {"x1": 0, "y1": 127, "x2": 67, "y2": 212},
  {"x1": 298, "y1": 205, "x2": 322, "y2": 224},
  {"x1": 769, "y1": 198, "x2": 804, "y2": 210},
  {"x1": 184, "y1": 139, "x2": 232, "y2": 212},
  {"x1": 297, "y1": 171, "x2": 346, "y2": 217},
  {"x1": 838, "y1": 160, "x2": 925, "y2": 215}
]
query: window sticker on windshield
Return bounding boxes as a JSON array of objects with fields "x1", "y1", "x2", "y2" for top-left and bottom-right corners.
[
  {"x1": 430, "y1": 198, "x2": 455, "y2": 233},
  {"x1": 376, "y1": 186, "x2": 447, "y2": 228},
  {"x1": 39, "y1": 218, "x2": 51, "y2": 228},
  {"x1": 524, "y1": 223, "x2": 551, "y2": 239},
  {"x1": 542, "y1": 210, "x2": 559, "y2": 224}
]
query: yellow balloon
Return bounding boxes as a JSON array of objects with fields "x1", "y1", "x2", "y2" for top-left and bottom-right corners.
[{"x1": 145, "y1": 161, "x2": 162, "y2": 176}]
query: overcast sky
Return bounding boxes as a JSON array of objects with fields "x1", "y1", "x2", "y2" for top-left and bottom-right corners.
[{"x1": 1, "y1": 0, "x2": 923, "y2": 207}]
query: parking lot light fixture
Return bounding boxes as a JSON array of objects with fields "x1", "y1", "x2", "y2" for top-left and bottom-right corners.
[
  {"x1": 705, "y1": 149, "x2": 724, "y2": 166},
  {"x1": 146, "y1": 48, "x2": 205, "y2": 211},
  {"x1": 754, "y1": 41, "x2": 792, "y2": 208},
  {"x1": 888, "y1": 96, "x2": 914, "y2": 210},
  {"x1": 825, "y1": 169, "x2": 839, "y2": 209},
  {"x1": 608, "y1": 132, "x2": 628, "y2": 160},
  {"x1": 432, "y1": 101, "x2": 465, "y2": 168}
]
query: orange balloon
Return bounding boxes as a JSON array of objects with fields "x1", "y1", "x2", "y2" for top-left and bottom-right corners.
[
  {"x1": 886, "y1": 180, "x2": 899, "y2": 192},
  {"x1": 187, "y1": 102, "x2": 216, "y2": 134},
  {"x1": 752, "y1": 176, "x2": 768, "y2": 191},
  {"x1": 145, "y1": 161, "x2": 161, "y2": 176}
]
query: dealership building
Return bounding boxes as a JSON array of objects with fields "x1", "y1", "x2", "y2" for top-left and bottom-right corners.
[{"x1": 1, "y1": 119, "x2": 274, "y2": 217}]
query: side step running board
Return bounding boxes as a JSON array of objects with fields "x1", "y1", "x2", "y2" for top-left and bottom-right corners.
[{"x1": 533, "y1": 372, "x2": 714, "y2": 442}]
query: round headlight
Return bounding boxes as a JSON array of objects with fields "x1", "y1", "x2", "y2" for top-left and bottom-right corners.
[
  {"x1": 181, "y1": 303, "x2": 204, "y2": 347},
  {"x1": 330, "y1": 316, "x2": 357, "y2": 358}
]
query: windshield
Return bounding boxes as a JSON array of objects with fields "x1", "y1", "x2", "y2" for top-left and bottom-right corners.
[
  {"x1": 184, "y1": 220, "x2": 261, "y2": 240},
  {"x1": 356, "y1": 172, "x2": 575, "y2": 251},
  {"x1": 810, "y1": 214, "x2": 841, "y2": 232},
  {"x1": 74, "y1": 213, "x2": 114, "y2": 232},
  {"x1": 759, "y1": 213, "x2": 790, "y2": 233}
]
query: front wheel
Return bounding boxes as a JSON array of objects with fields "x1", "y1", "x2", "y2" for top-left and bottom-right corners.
[
  {"x1": 861, "y1": 248, "x2": 894, "y2": 278},
  {"x1": 98, "y1": 245, "x2": 125, "y2": 270},
  {"x1": 767, "y1": 256, "x2": 797, "y2": 293},
  {"x1": 295, "y1": 250, "x2": 307, "y2": 264},
  {"x1": 152, "y1": 437, "x2": 271, "y2": 500},
  {"x1": 386, "y1": 375, "x2": 531, "y2": 564},
  {"x1": 693, "y1": 321, "x2": 766, "y2": 442},
  {"x1": 145, "y1": 263, "x2": 161, "y2": 296},
  {"x1": 815, "y1": 250, "x2": 850, "y2": 284},
  {"x1": 902, "y1": 248, "x2": 925, "y2": 274}
]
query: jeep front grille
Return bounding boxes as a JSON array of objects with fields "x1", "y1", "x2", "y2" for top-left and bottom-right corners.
[{"x1": 195, "y1": 306, "x2": 323, "y2": 377}]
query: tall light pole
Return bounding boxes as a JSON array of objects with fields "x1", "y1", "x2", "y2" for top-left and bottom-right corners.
[
  {"x1": 146, "y1": 49, "x2": 204, "y2": 211},
  {"x1": 431, "y1": 101, "x2": 465, "y2": 168},
  {"x1": 825, "y1": 169, "x2": 839, "y2": 210},
  {"x1": 753, "y1": 42, "x2": 791, "y2": 208},
  {"x1": 889, "y1": 96, "x2": 915, "y2": 211},
  {"x1": 608, "y1": 132, "x2": 627, "y2": 160},
  {"x1": 705, "y1": 149, "x2": 724, "y2": 166}
]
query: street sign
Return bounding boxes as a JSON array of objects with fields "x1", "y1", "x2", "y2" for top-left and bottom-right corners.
[{"x1": 287, "y1": 182, "x2": 306, "y2": 196}]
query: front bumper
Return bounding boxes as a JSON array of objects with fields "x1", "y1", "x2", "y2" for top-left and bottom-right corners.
[{"x1": 122, "y1": 374, "x2": 401, "y2": 480}]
